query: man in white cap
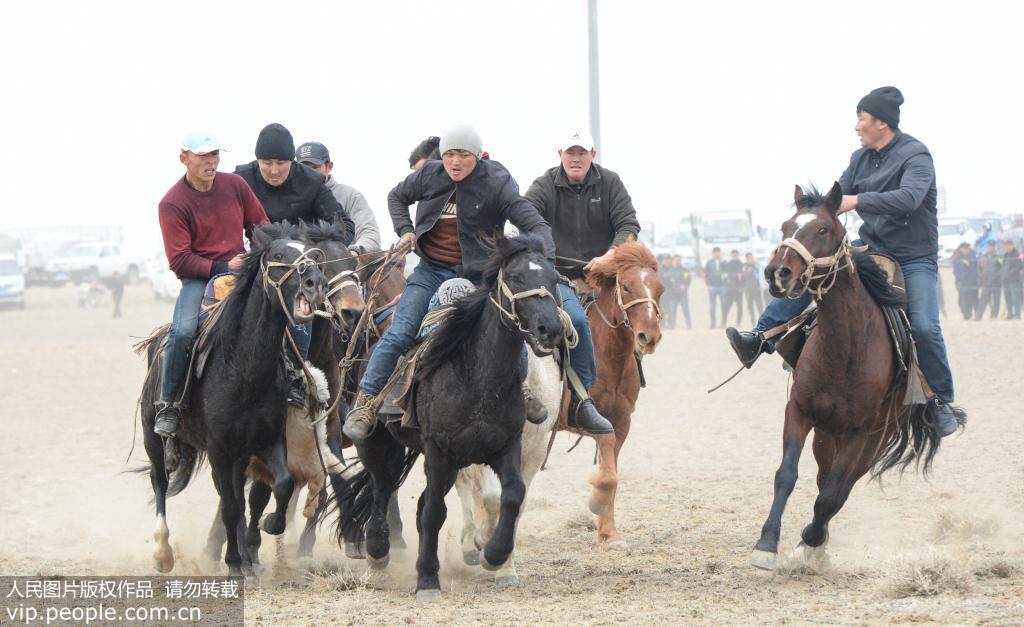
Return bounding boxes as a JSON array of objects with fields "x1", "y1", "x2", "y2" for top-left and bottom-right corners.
[
  {"x1": 296, "y1": 141, "x2": 381, "y2": 252},
  {"x1": 343, "y1": 124, "x2": 559, "y2": 441},
  {"x1": 153, "y1": 131, "x2": 269, "y2": 448},
  {"x1": 524, "y1": 130, "x2": 641, "y2": 434}
]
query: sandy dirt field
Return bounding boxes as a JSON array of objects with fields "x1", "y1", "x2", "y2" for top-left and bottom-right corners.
[{"x1": 1, "y1": 272, "x2": 1021, "y2": 626}]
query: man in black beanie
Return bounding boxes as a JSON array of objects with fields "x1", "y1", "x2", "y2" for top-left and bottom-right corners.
[
  {"x1": 727, "y1": 86, "x2": 962, "y2": 438},
  {"x1": 235, "y1": 123, "x2": 356, "y2": 406}
]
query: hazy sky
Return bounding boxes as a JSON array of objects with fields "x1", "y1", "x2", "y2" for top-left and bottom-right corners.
[{"x1": 2, "y1": 0, "x2": 1020, "y2": 252}]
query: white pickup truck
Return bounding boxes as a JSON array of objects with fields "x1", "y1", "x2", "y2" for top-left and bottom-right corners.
[{"x1": 45, "y1": 242, "x2": 145, "y2": 284}]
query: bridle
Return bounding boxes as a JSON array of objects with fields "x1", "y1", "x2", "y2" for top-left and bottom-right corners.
[
  {"x1": 490, "y1": 268, "x2": 578, "y2": 348},
  {"x1": 592, "y1": 271, "x2": 663, "y2": 330},
  {"x1": 774, "y1": 234, "x2": 855, "y2": 300},
  {"x1": 260, "y1": 246, "x2": 324, "y2": 326}
]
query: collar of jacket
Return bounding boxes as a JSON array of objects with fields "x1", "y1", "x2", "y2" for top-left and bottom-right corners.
[
  {"x1": 554, "y1": 162, "x2": 603, "y2": 190},
  {"x1": 869, "y1": 129, "x2": 904, "y2": 159}
]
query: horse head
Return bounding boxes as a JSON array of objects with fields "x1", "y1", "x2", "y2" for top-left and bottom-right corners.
[
  {"x1": 490, "y1": 232, "x2": 564, "y2": 356},
  {"x1": 251, "y1": 222, "x2": 328, "y2": 324},
  {"x1": 300, "y1": 219, "x2": 365, "y2": 333},
  {"x1": 765, "y1": 182, "x2": 851, "y2": 299},
  {"x1": 586, "y1": 242, "x2": 664, "y2": 355}
]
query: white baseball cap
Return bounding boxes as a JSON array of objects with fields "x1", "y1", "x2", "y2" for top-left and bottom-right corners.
[
  {"x1": 560, "y1": 130, "x2": 595, "y2": 152},
  {"x1": 181, "y1": 130, "x2": 224, "y2": 155}
]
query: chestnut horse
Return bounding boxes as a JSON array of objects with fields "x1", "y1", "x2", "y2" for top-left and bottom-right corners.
[
  {"x1": 751, "y1": 183, "x2": 962, "y2": 570},
  {"x1": 578, "y1": 241, "x2": 664, "y2": 547}
]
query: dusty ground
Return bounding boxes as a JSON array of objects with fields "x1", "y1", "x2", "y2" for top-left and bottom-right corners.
[{"x1": 1, "y1": 273, "x2": 1021, "y2": 626}]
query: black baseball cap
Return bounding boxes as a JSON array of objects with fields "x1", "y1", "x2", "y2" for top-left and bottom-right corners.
[{"x1": 296, "y1": 141, "x2": 330, "y2": 166}]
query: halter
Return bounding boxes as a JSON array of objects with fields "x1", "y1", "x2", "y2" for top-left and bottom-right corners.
[
  {"x1": 593, "y1": 271, "x2": 663, "y2": 330},
  {"x1": 775, "y1": 235, "x2": 854, "y2": 299},
  {"x1": 489, "y1": 269, "x2": 578, "y2": 349},
  {"x1": 260, "y1": 246, "x2": 324, "y2": 326}
]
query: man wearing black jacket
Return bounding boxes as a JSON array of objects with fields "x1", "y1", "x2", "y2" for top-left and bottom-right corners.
[
  {"x1": 977, "y1": 242, "x2": 1003, "y2": 319},
  {"x1": 1001, "y1": 239, "x2": 1022, "y2": 319},
  {"x1": 726, "y1": 86, "x2": 960, "y2": 436},
  {"x1": 235, "y1": 122, "x2": 355, "y2": 405}
]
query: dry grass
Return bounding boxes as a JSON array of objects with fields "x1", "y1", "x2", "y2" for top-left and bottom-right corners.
[
  {"x1": 884, "y1": 551, "x2": 973, "y2": 598},
  {"x1": 973, "y1": 555, "x2": 1019, "y2": 579},
  {"x1": 932, "y1": 510, "x2": 1001, "y2": 542}
]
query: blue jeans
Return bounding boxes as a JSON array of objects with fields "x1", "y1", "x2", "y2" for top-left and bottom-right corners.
[
  {"x1": 755, "y1": 255, "x2": 955, "y2": 402},
  {"x1": 289, "y1": 321, "x2": 311, "y2": 361},
  {"x1": 159, "y1": 278, "x2": 207, "y2": 402},
  {"x1": 560, "y1": 283, "x2": 597, "y2": 390},
  {"x1": 359, "y1": 258, "x2": 458, "y2": 395},
  {"x1": 708, "y1": 286, "x2": 726, "y2": 327}
]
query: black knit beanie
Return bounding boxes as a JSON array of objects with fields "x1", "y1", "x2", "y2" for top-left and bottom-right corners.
[
  {"x1": 255, "y1": 123, "x2": 295, "y2": 160},
  {"x1": 857, "y1": 86, "x2": 903, "y2": 129}
]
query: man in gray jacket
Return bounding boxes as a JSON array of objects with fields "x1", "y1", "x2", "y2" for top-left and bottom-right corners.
[
  {"x1": 726, "y1": 86, "x2": 960, "y2": 436},
  {"x1": 524, "y1": 130, "x2": 641, "y2": 435},
  {"x1": 297, "y1": 141, "x2": 381, "y2": 252}
]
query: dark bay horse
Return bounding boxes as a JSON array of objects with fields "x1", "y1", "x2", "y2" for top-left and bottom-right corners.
[
  {"x1": 331, "y1": 233, "x2": 566, "y2": 600},
  {"x1": 751, "y1": 183, "x2": 962, "y2": 570},
  {"x1": 138, "y1": 222, "x2": 327, "y2": 576},
  {"x1": 578, "y1": 242, "x2": 664, "y2": 548}
]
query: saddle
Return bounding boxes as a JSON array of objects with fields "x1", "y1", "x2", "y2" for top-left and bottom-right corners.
[{"x1": 774, "y1": 252, "x2": 930, "y2": 405}]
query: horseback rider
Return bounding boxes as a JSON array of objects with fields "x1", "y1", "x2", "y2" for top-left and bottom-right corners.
[
  {"x1": 296, "y1": 141, "x2": 382, "y2": 253},
  {"x1": 725, "y1": 86, "x2": 960, "y2": 436},
  {"x1": 343, "y1": 125, "x2": 559, "y2": 442},
  {"x1": 523, "y1": 130, "x2": 644, "y2": 436},
  {"x1": 153, "y1": 130, "x2": 269, "y2": 439},
  {"x1": 235, "y1": 123, "x2": 356, "y2": 406}
]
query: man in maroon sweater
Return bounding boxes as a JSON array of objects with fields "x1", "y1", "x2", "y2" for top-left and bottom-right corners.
[{"x1": 153, "y1": 131, "x2": 268, "y2": 439}]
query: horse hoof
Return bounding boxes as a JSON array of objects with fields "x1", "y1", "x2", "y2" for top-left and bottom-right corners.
[
  {"x1": 345, "y1": 542, "x2": 366, "y2": 560},
  {"x1": 462, "y1": 550, "x2": 481, "y2": 566},
  {"x1": 791, "y1": 541, "x2": 830, "y2": 569},
  {"x1": 750, "y1": 549, "x2": 778, "y2": 571},
  {"x1": 153, "y1": 556, "x2": 174, "y2": 574},
  {"x1": 416, "y1": 588, "x2": 442, "y2": 602},
  {"x1": 367, "y1": 553, "x2": 390, "y2": 570},
  {"x1": 480, "y1": 550, "x2": 506, "y2": 572},
  {"x1": 245, "y1": 574, "x2": 261, "y2": 590},
  {"x1": 260, "y1": 513, "x2": 286, "y2": 536},
  {"x1": 588, "y1": 496, "x2": 609, "y2": 516},
  {"x1": 604, "y1": 539, "x2": 629, "y2": 552},
  {"x1": 495, "y1": 574, "x2": 520, "y2": 588}
]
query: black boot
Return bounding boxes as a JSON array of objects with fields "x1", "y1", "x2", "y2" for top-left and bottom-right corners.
[
  {"x1": 726, "y1": 327, "x2": 767, "y2": 368},
  {"x1": 153, "y1": 403, "x2": 181, "y2": 437},
  {"x1": 568, "y1": 394, "x2": 614, "y2": 435},
  {"x1": 288, "y1": 376, "x2": 307, "y2": 408},
  {"x1": 930, "y1": 399, "x2": 961, "y2": 437}
]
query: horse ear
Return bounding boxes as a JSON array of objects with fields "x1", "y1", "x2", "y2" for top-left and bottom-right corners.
[
  {"x1": 825, "y1": 181, "x2": 843, "y2": 214},
  {"x1": 252, "y1": 224, "x2": 274, "y2": 251},
  {"x1": 793, "y1": 185, "x2": 805, "y2": 207}
]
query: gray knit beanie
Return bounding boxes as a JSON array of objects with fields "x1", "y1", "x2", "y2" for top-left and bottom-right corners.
[{"x1": 439, "y1": 125, "x2": 483, "y2": 158}]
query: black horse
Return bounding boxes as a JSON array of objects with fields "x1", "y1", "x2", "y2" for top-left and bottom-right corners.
[
  {"x1": 138, "y1": 222, "x2": 327, "y2": 576},
  {"x1": 332, "y1": 233, "x2": 566, "y2": 600}
]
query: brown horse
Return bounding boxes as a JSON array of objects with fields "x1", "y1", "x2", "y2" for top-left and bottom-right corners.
[
  {"x1": 579, "y1": 241, "x2": 664, "y2": 547},
  {"x1": 751, "y1": 183, "x2": 960, "y2": 570}
]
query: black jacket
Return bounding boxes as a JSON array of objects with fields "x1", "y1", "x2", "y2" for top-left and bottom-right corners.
[
  {"x1": 951, "y1": 251, "x2": 979, "y2": 289},
  {"x1": 387, "y1": 159, "x2": 554, "y2": 277},
  {"x1": 524, "y1": 163, "x2": 640, "y2": 278},
  {"x1": 704, "y1": 258, "x2": 727, "y2": 287},
  {"x1": 235, "y1": 161, "x2": 354, "y2": 243},
  {"x1": 839, "y1": 131, "x2": 938, "y2": 263},
  {"x1": 979, "y1": 253, "x2": 1003, "y2": 288},
  {"x1": 1003, "y1": 249, "x2": 1023, "y2": 285}
]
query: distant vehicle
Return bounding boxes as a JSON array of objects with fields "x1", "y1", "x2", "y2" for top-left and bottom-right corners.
[
  {"x1": 146, "y1": 252, "x2": 181, "y2": 301},
  {"x1": 653, "y1": 229, "x2": 698, "y2": 269},
  {"x1": 45, "y1": 242, "x2": 145, "y2": 285},
  {"x1": 637, "y1": 221, "x2": 655, "y2": 250},
  {"x1": 689, "y1": 209, "x2": 773, "y2": 266},
  {"x1": 936, "y1": 218, "x2": 977, "y2": 264},
  {"x1": 0, "y1": 254, "x2": 26, "y2": 309}
]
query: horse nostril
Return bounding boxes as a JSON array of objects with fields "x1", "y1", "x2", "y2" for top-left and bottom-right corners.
[
  {"x1": 536, "y1": 324, "x2": 549, "y2": 339},
  {"x1": 638, "y1": 332, "x2": 649, "y2": 345},
  {"x1": 777, "y1": 266, "x2": 792, "y2": 280}
]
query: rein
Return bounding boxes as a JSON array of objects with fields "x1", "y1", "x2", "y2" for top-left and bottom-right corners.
[
  {"x1": 776, "y1": 235, "x2": 855, "y2": 300},
  {"x1": 490, "y1": 269, "x2": 578, "y2": 349},
  {"x1": 261, "y1": 247, "x2": 325, "y2": 327}
]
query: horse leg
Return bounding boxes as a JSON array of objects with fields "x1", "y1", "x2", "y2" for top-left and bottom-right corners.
[
  {"x1": 246, "y1": 481, "x2": 272, "y2": 567},
  {"x1": 593, "y1": 417, "x2": 631, "y2": 549},
  {"x1": 297, "y1": 487, "x2": 323, "y2": 558},
  {"x1": 415, "y1": 453, "x2": 459, "y2": 601},
  {"x1": 480, "y1": 439, "x2": 526, "y2": 573},
  {"x1": 812, "y1": 431, "x2": 836, "y2": 491},
  {"x1": 478, "y1": 465, "x2": 521, "y2": 587},
  {"x1": 259, "y1": 439, "x2": 294, "y2": 536},
  {"x1": 144, "y1": 428, "x2": 174, "y2": 573},
  {"x1": 387, "y1": 491, "x2": 407, "y2": 550},
  {"x1": 214, "y1": 457, "x2": 250, "y2": 577},
  {"x1": 361, "y1": 434, "x2": 407, "y2": 568},
  {"x1": 204, "y1": 500, "x2": 226, "y2": 564},
  {"x1": 751, "y1": 403, "x2": 813, "y2": 570},
  {"x1": 454, "y1": 468, "x2": 482, "y2": 566}
]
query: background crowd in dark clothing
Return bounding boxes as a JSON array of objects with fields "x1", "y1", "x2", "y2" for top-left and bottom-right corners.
[{"x1": 952, "y1": 239, "x2": 1023, "y2": 320}]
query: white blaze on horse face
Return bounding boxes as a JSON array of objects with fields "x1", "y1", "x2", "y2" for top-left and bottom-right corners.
[
  {"x1": 286, "y1": 241, "x2": 306, "y2": 253},
  {"x1": 794, "y1": 214, "x2": 815, "y2": 232},
  {"x1": 639, "y1": 270, "x2": 654, "y2": 315},
  {"x1": 528, "y1": 261, "x2": 543, "y2": 272}
]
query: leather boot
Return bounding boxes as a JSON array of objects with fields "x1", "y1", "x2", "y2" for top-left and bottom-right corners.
[
  {"x1": 568, "y1": 393, "x2": 614, "y2": 435},
  {"x1": 343, "y1": 391, "x2": 381, "y2": 442},
  {"x1": 930, "y1": 399, "x2": 960, "y2": 437},
  {"x1": 154, "y1": 403, "x2": 182, "y2": 437},
  {"x1": 287, "y1": 375, "x2": 307, "y2": 408},
  {"x1": 726, "y1": 327, "x2": 767, "y2": 368},
  {"x1": 522, "y1": 383, "x2": 548, "y2": 424}
]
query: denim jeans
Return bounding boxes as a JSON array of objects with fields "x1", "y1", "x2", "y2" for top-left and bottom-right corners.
[
  {"x1": 359, "y1": 258, "x2": 458, "y2": 395},
  {"x1": 289, "y1": 321, "x2": 311, "y2": 361},
  {"x1": 159, "y1": 278, "x2": 207, "y2": 402},
  {"x1": 560, "y1": 283, "x2": 597, "y2": 390},
  {"x1": 755, "y1": 254, "x2": 955, "y2": 402},
  {"x1": 707, "y1": 286, "x2": 726, "y2": 327}
]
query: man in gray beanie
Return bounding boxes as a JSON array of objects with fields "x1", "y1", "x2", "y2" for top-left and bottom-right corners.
[{"x1": 726, "y1": 86, "x2": 962, "y2": 437}]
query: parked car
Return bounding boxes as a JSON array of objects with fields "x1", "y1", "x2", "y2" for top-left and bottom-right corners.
[
  {"x1": 0, "y1": 254, "x2": 26, "y2": 308},
  {"x1": 45, "y1": 242, "x2": 145, "y2": 285},
  {"x1": 146, "y1": 252, "x2": 181, "y2": 301},
  {"x1": 937, "y1": 218, "x2": 976, "y2": 265}
]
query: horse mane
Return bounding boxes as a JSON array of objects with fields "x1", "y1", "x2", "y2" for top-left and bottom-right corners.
[
  {"x1": 417, "y1": 234, "x2": 547, "y2": 378},
  {"x1": 302, "y1": 218, "x2": 347, "y2": 244},
  {"x1": 586, "y1": 241, "x2": 659, "y2": 290},
  {"x1": 854, "y1": 254, "x2": 907, "y2": 307},
  {"x1": 795, "y1": 185, "x2": 828, "y2": 211}
]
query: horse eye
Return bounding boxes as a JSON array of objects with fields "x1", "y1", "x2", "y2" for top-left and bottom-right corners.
[
  {"x1": 273, "y1": 253, "x2": 282, "y2": 260},
  {"x1": 623, "y1": 285, "x2": 631, "y2": 293},
  {"x1": 818, "y1": 227, "x2": 828, "y2": 235}
]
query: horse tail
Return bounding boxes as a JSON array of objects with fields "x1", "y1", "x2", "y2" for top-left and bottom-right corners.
[
  {"x1": 325, "y1": 447, "x2": 420, "y2": 546},
  {"x1": 126, "y1": 443, "x2": 206, "y2": 501},
  {"x1": 872, "y1": 401, "x2": 965, "y2": 480}
]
